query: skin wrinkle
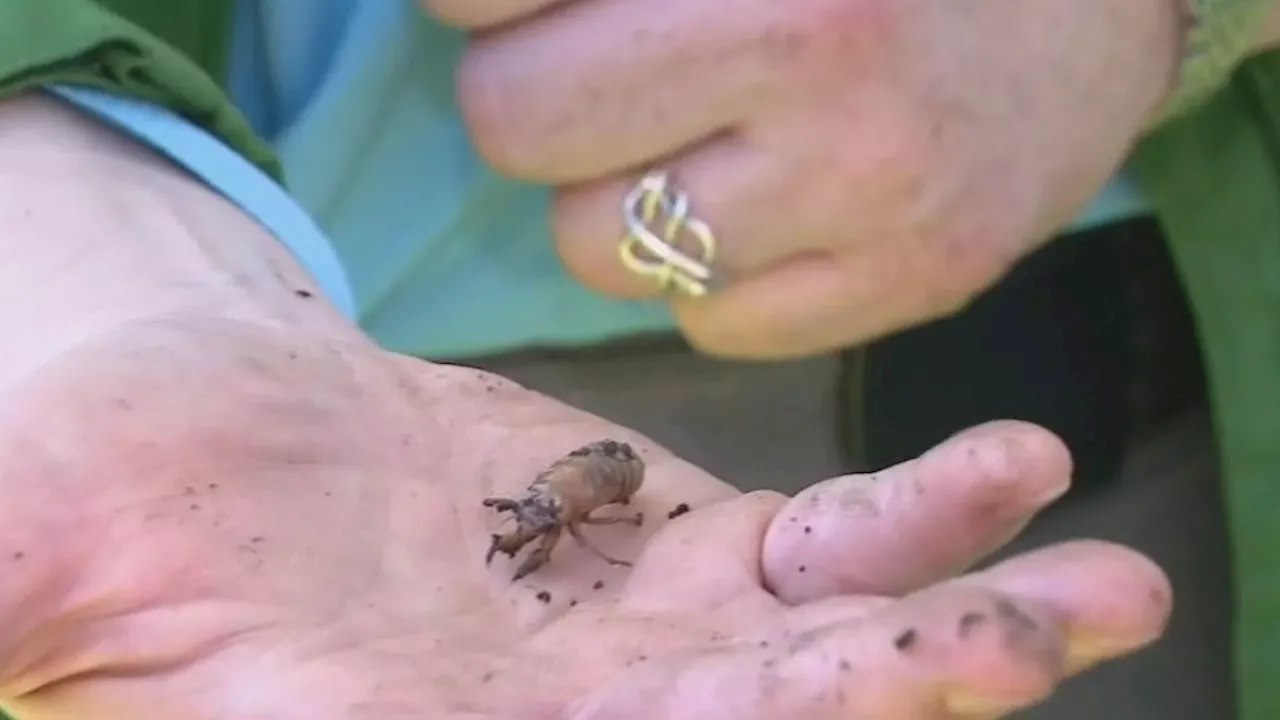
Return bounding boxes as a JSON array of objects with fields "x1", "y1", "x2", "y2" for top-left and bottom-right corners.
[{"x1": 834, "y1": 482, "x2": 883, "y2": 518}]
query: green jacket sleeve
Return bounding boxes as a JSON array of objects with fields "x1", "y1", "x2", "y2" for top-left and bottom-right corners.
[
  {"x1": 0, "y1": 0, "x2": 282, "y2": 181},
  {"x1": 1130, "y1": 50, "x2": 1280, "y2": 720}
]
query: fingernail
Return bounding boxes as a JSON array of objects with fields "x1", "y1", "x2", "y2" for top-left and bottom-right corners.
[
  {"x1": 1031, "y1": 477, "x2": 1070, "y2": 506},
  {"x1": 943, "y1": 690, "x2": 1008, "y2": 715},
  {"x1": 1066, "y1": 633, "x2": 1124, "y2": 671}
]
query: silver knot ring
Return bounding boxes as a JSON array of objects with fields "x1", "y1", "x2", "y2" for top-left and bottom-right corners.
[{"x1": 618, "y1": 170, "x2": 719, "y2": 298}]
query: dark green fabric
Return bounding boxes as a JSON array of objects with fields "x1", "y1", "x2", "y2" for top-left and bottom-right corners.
[
  {"x1": 95, "y1": 0, "x2": 238, "y2": 89},
  {"x1": 1130, "y1": 50, "x2": 1280, "y2": 720},
  {"x1": 0, "y1": 0, "x2": 281, "y2": 181}
]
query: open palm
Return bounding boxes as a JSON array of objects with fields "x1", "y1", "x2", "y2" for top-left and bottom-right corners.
[{"x1": 0, "y1": 316, "x2": 1170, "y2": 719}]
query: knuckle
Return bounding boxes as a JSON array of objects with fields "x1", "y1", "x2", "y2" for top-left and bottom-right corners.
[
  {"x1": 783, "y1": 0, "x2": 903, "y2": 66},
  {"x1": 454, "y1": 50, "x2": 530, "y2": 176}
]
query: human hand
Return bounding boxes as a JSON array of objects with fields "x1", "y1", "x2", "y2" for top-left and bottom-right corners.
[
  {"x1": 0, "y1": 315, "x2": 1169, "y2": 718},
  {"x1": 428, "y1": 0, "x2": 1184, "y2": 358}
]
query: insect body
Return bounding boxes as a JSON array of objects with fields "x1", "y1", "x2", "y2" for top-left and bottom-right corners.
[{"x1": 483, "y1": 439, "x2": 645, "y2": 581}]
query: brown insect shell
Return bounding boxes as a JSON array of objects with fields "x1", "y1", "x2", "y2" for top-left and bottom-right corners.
[{"x1": 536, "y1": 448, "x2": 645, "y2": 521}]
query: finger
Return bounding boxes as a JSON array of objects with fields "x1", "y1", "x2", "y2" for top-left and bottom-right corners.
[
  {"x1": 620, "y1": 490, "x2": 788, "y2": 616},
  {"x1": 669, "y1": 248, "x2": 925, "y2": 360},
  {"x1": 420, "y1": 0, "x2": 571, "y2": 29},
  {"x1": 553, "y1": 135, "x2": 830, "y2": 300},
  {"x1": 575, "y1": 542, "x2": 1169, "y2": 720},
  {"x1": 762, "y1": 421, "x2": 1071, "y2": 604},
  {"x1": 672, "y1": 218, "x2": 1015, "y2": 360},
  {"x1": 962, "y1": 539, "x2": 1173, "y2": 674},
  {"x1": 571, "y1": 585, "x2": 1070, "y2": 719},
  {"x1": 456, "y1": 0, "x2": 786, "y2": 181}
]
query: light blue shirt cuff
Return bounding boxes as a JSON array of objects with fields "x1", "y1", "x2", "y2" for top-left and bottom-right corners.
[
  {"x1": 1065, "y1": 172, "x2": 1150, "y2": 234},
  {"x1": 42, "y1": 84, "x2": 358, "y2": 319}
]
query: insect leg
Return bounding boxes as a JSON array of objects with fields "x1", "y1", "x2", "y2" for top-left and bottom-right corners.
[
  {"x1": 486, "y1": 528, "x2": 537, "y2": 566},
  {"x1": 482, "y1": 497, "x2": 521, "y2": 513},
  {"x1": 566, "y1": 522, "x2": 633, "y2": 567},
  {"x1": 485, "y1": 535, "x2": 502, "y2": 565},
  {"x1": 511, "y1": 527, "x2": 561, "y2": 582}
]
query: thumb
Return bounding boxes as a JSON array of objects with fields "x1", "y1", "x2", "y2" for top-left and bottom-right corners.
[{"x1": 762, "y1": 420, "x2": 1072, "y2": 604}]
